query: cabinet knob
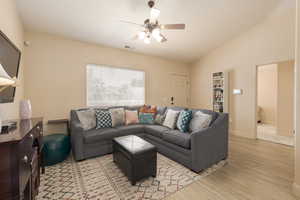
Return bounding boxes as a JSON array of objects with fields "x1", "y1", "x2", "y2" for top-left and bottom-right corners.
[
  {"x1": 23, "y1": 155, "x2": 28, "y2": 163},
  {"x1": 37, "y1": 126, "x2": 40, "y2": 130},
  {"x1": 29, "y1": 134, "x2": 34, "y2": 138}
]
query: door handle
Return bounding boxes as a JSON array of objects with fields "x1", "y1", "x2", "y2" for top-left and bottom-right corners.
[{"x1": 171, "y1": 97, "x2": 174, "y2": 105}]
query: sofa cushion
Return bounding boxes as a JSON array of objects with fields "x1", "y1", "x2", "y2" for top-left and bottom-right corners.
[
  {"x1": 83, "y1": 128, "x2": 121, "y2": 144},
  {"x1": 163, "y1": 109, "x2": 180, "y2": 129},
  {"x1": 177, "y1": 110, "x2": 193, "y2": 132},
  {"x1": 162, "y1": 130, "x2": 191, "y2": 149},
  {"x1": 189, "y1": 111, "x2": 212, "y2": 132},
  {"x1": 116, "y1": 124, "x2": 145, "y2": 135},
  {"x1": 156, "y1": 106, "x2": 167, "y2": 115},
  {"x1": 139, "y1": 113, "x2": 155, "y2": 124},
  {"x1": 95, "y1": 109, "x2": 112, "y2": 129},
  {"x1": 109, "y1": 108, "x2": 125, "y2": 127},
  {"x1": 191, "y1": 109, "x2": 218, "y2": 125},
  {"x1": 139, "y1": 105, "x2": 157, "y2": 114},
  {"x1": 154, "y1": 113, "x2": 165, "y2": 125},
  {"x1": 125, "y1": 110, "x2": 139, "y2": 125},
  {"x1": 144, "y1": 125, "x2": 170, "y2": 138},
  {"x1": 76, "y1": 109, "x2": 96, "y2": 131}
]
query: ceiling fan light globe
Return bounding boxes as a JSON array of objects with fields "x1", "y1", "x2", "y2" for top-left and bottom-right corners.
[
  {"x1": 144, "y1": 37, "x2": 151, "y2": 44},
  {"x1": 138, "y1": 31, "x2": 146, "y2": 40},
  {"x1": 152, "y1": 28, "x2": 160, "y2": 38},
  {"x1": 154, "y1": 34, "x2": 163, "y2": 42}
]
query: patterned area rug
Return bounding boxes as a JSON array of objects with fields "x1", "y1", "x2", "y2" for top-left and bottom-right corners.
[{"x1": 37, "y1": 154, "x2": 226, "y2": 200}]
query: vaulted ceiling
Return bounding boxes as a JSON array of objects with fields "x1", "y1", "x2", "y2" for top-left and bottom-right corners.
[{"x1": 16, "y1": 0, "x2": 282, "y2": 63}]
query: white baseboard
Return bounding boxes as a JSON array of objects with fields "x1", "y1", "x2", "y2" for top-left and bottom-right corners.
[
  {"x1": 230, "y1": 130, "x2": 256, "y2": 139},
  {"x1": 293, "y1": 182, "x2": 300, "y2": 197}
]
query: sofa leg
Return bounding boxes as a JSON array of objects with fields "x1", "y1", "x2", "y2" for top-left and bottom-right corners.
[
  {"x1": 131, "y1": 180, "x2": 136, "y2": 186},
  {"x1": 190, "y1": 168, "x2": 202, "y2": 173},
  {"x1": 76, "y1": 159, "x2": 86, "y2": 162}
]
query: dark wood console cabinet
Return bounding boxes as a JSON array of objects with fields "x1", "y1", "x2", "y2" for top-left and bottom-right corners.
[{"x1": 0, "y1": 118, "x2": 43, "y2": 200}]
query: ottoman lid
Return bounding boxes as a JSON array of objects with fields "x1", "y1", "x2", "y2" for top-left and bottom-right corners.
[{"x1": 113, "y1": 135, "x2": 156, "y2": 156}]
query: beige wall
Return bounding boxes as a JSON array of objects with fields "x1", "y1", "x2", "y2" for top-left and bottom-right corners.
[
  {"x1": 257, "y1": 64, "x2": 278, "y2": 125},
  {"x1": 277, "y1": 60, "x2": 294, "y2": 137},
  {"x1": 0, "y1": 0, "x2": 24, "y2": 120},
  {"x1": 294, "y1": 0, "x2": 300, "y2": 196},
  {"x1": 23, "y1": 31, "x2": 190, "y2": 122},
  {"x1": 190, "y1": 3, "x2": 295, "y2": 138}
]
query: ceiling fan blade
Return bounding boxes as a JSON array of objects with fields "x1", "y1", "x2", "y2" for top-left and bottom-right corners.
[
  {"x1": 160, "y1": 24, "x2": 186, "y2": 30},
  {"x1": 120, "y1": 20, "x2": 143, "y2": 27}
]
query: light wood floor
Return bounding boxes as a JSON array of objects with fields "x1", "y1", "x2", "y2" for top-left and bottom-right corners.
[{"x1": 167, "y1": 135, "x2": 297, "y2": 200}]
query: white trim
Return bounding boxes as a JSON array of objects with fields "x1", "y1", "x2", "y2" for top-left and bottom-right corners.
[
  {"x1": 294, "y1": 0, "x2": 300, "y2": 195},
  {"x1": 169, "y1": 72, "x2": 189, "y2": 77},
  {"x1": 254, "y1": 61, "x2": 295, "y2": 139},
  {"x1": 293, "y1": 182, "x2": 300, "y2": 197}
]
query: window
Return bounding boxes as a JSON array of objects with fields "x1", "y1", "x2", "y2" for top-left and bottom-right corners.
[{"x1": 86, "y1": 64, "x2": 145, "y2": 106}]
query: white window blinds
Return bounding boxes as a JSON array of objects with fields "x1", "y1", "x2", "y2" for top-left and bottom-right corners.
[{"x1": 86, "y1": 64, "x2": 145, "y2": 106}]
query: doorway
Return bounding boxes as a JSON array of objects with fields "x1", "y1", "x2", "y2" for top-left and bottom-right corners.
[
  {"x1": 256, "y1": 60, "x2": 295, "y2": 146},
  {"x1": 170, "y1": 73, "x2": 189, "y2": 107}
]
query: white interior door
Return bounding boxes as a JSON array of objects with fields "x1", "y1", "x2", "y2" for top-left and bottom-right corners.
[{"x1": 170, "y1": 74, "x2": 189, "y2": 107}]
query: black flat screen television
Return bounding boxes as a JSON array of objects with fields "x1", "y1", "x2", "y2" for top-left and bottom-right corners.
[{"x1": 0, "y1": 30, "x2": 21, "y2": 103}]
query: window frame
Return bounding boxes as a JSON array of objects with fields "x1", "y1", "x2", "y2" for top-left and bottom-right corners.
[{"x1": 86, "y1": 64, "x2": 146, "y2": 107}]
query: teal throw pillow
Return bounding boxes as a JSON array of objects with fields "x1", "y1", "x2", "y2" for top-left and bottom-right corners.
[
  {"x1": 177, "y1": 110, "x2": 193, "y2": 132},
  {"x1": 139, "y1": 113, "x2": 155, "y2": 124}
]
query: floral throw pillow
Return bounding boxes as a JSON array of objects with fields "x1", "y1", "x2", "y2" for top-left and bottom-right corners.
[{"x1": 139, "y1": 105, "x2": 157, "y2": 114}]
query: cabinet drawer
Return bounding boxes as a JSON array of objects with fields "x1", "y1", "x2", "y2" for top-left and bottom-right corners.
[{"x1": 18, "y1": 131, "x2": 34, "y2": 193}]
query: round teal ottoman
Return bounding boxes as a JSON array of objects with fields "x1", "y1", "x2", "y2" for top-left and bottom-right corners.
[{"x1": 43, "y1": 134, "x2": 71, "y2": 166}]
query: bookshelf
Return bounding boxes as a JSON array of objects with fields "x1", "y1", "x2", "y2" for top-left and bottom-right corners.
[{"x1": 212, "y1": 72, "x2": 228, "y2": 113}]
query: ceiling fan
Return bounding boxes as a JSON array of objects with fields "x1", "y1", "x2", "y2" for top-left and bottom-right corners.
[{"x1": 121, "y1": 0, "x2": 186, "y2": 44}]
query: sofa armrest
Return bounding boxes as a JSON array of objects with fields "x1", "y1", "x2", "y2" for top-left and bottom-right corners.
[
  {"x1": 190, "y1": 113, "x2": 228, "y2": 172},
  {"x1": 70, "y1": 110, "x2": 85, "y2": 161}
]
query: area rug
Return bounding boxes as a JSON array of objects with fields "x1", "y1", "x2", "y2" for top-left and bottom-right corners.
[{"x1": 37, "y1": 154, "x2": 226, "y2": 200}]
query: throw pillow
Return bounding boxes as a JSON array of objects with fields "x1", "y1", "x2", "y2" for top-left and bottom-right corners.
[
  {"x1": 76, "y1": 109, "x2": 96, "y2": 131},
  {"x1": 95, "y1": 109, "x2": 112, "y2": 129},
  {"x1": 154, "y1": 113, "x2": 166, "y2": 125},
  {"x1": 109, "y1": 108, "x2": 125, "y2": 127},
  {"x1": 139, "y1": 105, "x2": 157, "y2": 114},
  {"x1": 189, "y1": 111, "x2": 212, "y2": 132},
  {"x1": 177, "y1": 110, "x2": 193, "y2": 132},
  {"x1": 139, "y1": 113, "x2": 155, "y2": 124},
  {"x1": 156, "y1": 106, "x2": 167, "y2": 115},
  {"x1": 163, "y1": 109, "x2": 180, "y2": 129},
  {"x1": 125, "y1": 110, "x2": 139, "y2": 125}
]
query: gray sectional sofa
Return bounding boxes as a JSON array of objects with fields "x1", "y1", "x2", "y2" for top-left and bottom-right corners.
[{"x1": 70, "y1": 106, "x2": 228, "y2": 172}]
